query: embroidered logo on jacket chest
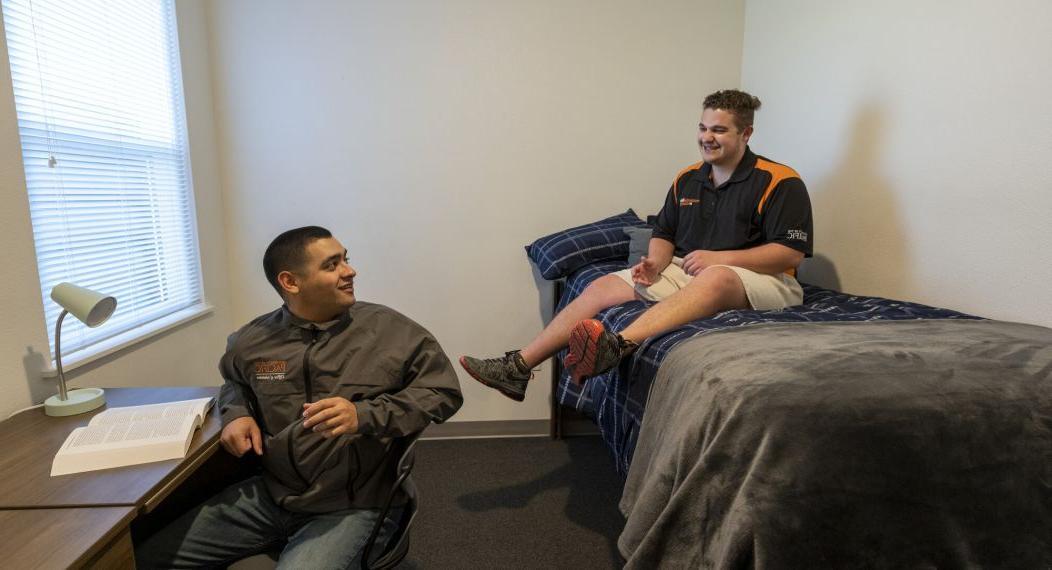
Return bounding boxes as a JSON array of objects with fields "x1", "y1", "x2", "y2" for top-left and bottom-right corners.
[
  {"x1": 679, "y1": 198, "x2": 700, "y2": 206},
  {"x1": 254, "y1": 360, "x2": 288, "y2": 382}
]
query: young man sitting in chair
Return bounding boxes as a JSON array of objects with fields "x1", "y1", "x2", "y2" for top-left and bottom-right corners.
[
  {"x1": 136, "y1": 226, "x2": 462, "y2": 569},
  {"x1": 461, "y1": 89, "x2": 814, "y2": 400}
]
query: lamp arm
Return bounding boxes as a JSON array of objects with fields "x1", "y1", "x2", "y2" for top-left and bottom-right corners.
[{"x1": 54, "y1": 308, "x2": 69, "y2": 401}]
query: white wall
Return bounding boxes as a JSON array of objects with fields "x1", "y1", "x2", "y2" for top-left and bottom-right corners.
[
  {"x1": 0, "y1": 0, "x2": 235, "y2": 418},
  {"x1": 742, "y1": 0, "x2": 1052, "y2": 326},
  {"x1": 0, "y1": 10, "x2": 45, "y2": 416},
  {"x1": 205, "y1": 0, "x2": 745, "y2": 422},
  {"x1": 11, "y1": 1, "x2": 1043, "y2": 424}
]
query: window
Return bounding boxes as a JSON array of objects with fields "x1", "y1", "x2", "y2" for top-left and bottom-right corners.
[{"x1": 2, "y1": 0, "x2": 205, "y2": 365}]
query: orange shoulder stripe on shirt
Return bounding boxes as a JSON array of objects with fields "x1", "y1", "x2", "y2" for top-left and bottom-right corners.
[
  {"x1": 754, "y1": 158, "x2": 801, "y2": 215},
  {"x1": 671, "y1": 161, "x2": 704, "y2": 202}
]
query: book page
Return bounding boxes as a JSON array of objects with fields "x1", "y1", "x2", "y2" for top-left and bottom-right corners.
[
  {"x1": 67, "y1": 414, "x2": 194, "y2": 449},
  {"x1": 51, "y1": 396, "x2": 214, "y2": 476},
  {"x1": 89, "y1": 397, "x2": 213, "y2": 427}
]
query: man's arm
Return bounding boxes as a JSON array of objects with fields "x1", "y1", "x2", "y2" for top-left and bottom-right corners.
[
  {"x1": 217, "y1": 332, "x2": 262, "y2": 457},
  {"x1": 304, "y1": 331, "x2": 463, "y2": 439},
  {"x1": 218, "y1": 332, "x2": 252, "y2": 424},
  {"x1": 355, "y1": 333, "x2": 462, "y2": 438},
  {"x1": 650, "y1": 182, "x2": 680, "y2": 247},
  {"x1": 636, "y1": 177, "x2": 686, "y2": 285},
  {"x1": 682, "y1": 175, "x2": 812, "y2": 276},
  {"x1": 681, "y1": 243, "x2": 804, "y2": 276},
  {"x1": 631, "y1": 237, "x2": 675, "y2": 285},
  {"x1": 644, "y1": 237, "x2": 675, "y2": 269}
]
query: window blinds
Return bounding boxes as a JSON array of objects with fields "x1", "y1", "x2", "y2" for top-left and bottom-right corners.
[{"x1": 1, "y1": 0, "x2": 203, "y2": 360}]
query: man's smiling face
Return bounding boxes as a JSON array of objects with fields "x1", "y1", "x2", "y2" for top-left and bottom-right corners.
[
  {"x1": 697, "y1": 107, "x2": 752, "y2": 168},
  {"x1": 289, "y1": 237, "x2": 357, "y2": 319}
]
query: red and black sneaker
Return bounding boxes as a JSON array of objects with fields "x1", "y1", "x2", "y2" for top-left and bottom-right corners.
[{"x1": 564, "y1": 319, "x2": 636, "y2": 384}]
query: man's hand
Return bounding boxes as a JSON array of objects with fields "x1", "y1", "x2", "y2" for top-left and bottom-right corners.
[
  {"x1": 682, "y1": 250, "x2": 718, "y2": 276},
  {"x1": 220, "y1": 416, "x2": 262, "y2": 457},
  {"x1": 631, "y1": 256, "x2": 662, "y2": 286},
  {"x1": 302, "y1": 397, "x2": 359, "y2": 438}
]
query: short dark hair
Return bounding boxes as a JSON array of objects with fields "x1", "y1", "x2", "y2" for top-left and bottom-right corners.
[
  {"x1": 703, "y1": 89, "x2": 762, "y2": 131},
  {"x1": 263, "y1": 226, "x2": 332, "y2": 296}
]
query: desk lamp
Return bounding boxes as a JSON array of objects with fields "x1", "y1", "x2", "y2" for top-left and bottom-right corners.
[{"x1": 44, "y1": 282, "x2": 117, "y2": 417}]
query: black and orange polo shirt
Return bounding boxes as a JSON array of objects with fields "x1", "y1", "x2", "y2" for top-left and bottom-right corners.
[{"x1": 652, "y1": 146, "x2": 813, "y2": 266}]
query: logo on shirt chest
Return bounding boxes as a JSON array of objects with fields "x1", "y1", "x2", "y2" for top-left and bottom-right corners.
[
  {"x1": 679, "y1": 198, "x2": 700, "y2": 206},
  {"x1": 254, "y1": 360, "x2": 288, "y2": 382}
]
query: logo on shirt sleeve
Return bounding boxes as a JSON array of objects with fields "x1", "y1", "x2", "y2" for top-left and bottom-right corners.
[
  {"x1": 254, "y1": 360, "x2": 288, "y2": 382},
  {"x1": 786, "y1": 229, "x2": 809, "y2": 241}
]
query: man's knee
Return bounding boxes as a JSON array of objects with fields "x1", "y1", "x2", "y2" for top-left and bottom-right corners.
[
  {"x1": 689, "y1": 266, "x2": 747, "y2": 301},
  {"x1": 581, "y1": 274, "x2": 635, "y2": 306}
]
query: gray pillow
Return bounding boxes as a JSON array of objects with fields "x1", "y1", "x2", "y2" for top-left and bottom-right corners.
[{"x1": 623, "y1": 226, "x2": 653, "y2": 266}]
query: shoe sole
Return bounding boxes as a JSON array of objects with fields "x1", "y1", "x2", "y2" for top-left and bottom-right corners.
[
  {"x1": 458, "y1": 356, "x2": 526, "y2": 402},
  {"x1": 566, "y1": 319, "x2": 605, "y2": 385}
]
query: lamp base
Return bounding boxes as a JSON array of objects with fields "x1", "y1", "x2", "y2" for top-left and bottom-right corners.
[{"x1": 45, "y1": 388, "x2": 107, "y2": 417}]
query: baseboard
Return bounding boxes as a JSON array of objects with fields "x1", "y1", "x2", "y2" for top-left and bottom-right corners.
[
  {"x1": 424, "y1": 420, "x2": 548, "y2": 439},
  {"x1": 424, "y1": 419, "x2": 598, "y2": 439}
]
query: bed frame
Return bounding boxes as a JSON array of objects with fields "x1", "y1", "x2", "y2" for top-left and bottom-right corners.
[{"x1": 548, "y1": 279, "x2": 594, "y2": 439}]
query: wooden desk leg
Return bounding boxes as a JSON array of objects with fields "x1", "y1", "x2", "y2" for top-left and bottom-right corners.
[{"x1": 82, "y1": 526, "x2": 135, "y2": 569}]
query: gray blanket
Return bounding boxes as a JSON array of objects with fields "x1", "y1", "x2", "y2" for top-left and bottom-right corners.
[{"x1": 619, "y1": 319, "x2": 1052, "y2": 569}]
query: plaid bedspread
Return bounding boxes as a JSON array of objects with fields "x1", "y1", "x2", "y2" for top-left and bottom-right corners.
[{"x1": 553, "y1": 260, "x2": 982, "y2": 476}]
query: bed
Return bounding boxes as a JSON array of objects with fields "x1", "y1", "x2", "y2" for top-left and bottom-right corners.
[{"x1": 527, "y1": 211, "x2": 1052, "y2": 568}]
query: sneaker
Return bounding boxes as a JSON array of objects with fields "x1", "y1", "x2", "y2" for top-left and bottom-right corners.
[
  {"x1": 459, "y1": 351, "x2": 532, "y2": 402},
  {"x1": 564, "y1": 320, "x2": 638, "y2": 384}
]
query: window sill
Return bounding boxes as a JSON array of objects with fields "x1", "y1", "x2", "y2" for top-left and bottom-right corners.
[{"x1": 41, "y1": 303, "x2": 215, "y2": 377}]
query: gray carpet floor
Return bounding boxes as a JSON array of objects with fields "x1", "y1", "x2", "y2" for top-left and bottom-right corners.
[{"x1": 400, "y1": 436, "x2": 626, "y2": 569}]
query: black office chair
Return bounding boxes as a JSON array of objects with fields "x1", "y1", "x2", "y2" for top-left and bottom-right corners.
[
  {"x1": 360, "y1": 430, "x2": 423, "y2": 570},
  {"x1": 229, "y1": 431, "x2": 424, "y2": 570}
]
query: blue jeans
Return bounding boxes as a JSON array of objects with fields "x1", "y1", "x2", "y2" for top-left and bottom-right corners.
[{"x1": 135, "y1": 476, "x2": 400, "y2": 569}]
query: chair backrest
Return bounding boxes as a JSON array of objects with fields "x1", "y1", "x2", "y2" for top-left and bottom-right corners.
[{"x1": 360, "y1": 431, "x2": 423, "y2": 570}]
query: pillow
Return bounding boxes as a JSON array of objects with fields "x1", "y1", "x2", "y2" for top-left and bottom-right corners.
[
  {"x1": 525, "y1": 209, "x2": 647, "y2": 279},
  {"x1": 623, "y1": 226, "x2": 653, "y2": 266}
]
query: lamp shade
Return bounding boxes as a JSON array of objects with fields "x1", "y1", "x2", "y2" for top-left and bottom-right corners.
[
  {"x1": 51, "y1": 282, "x2": 117, "y2": 327},
  {"x1": 45, "y1": 283, "x2": 116, "y2": 417}
]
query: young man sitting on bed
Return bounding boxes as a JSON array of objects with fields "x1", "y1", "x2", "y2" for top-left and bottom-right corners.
[{"x1": 460, "y1": 89, "x2": 814, "y2": 401}]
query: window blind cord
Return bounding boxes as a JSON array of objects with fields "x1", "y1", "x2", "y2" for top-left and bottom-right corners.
[
  {"x1": 26, "y1": 0, "x2": 56, "y2": 169},
  {"x1": 25, "y1": 0, "x2": 78, "y2": 338}
]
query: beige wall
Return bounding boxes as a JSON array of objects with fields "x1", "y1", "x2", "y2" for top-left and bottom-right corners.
[
  {"x1": 0, "y1": 0, "x2": 235, "y2": 418},
  {"x1": 0, "y1": 8, "x2": 45, "y2": 416},
  {"x1": 741, "y1": 0, "x2": 1052, "y2": 326},
  {"x1": 206, "y1": 0, "x2": 745, "y2": 421},
  {"x1": 1, "y1": 1, "x2": 747, "y2": 423},
  {"x1": 10, "y1": 1, "x2": 1045, "y2": 424},
  {"x1": 9, "y1": 1, "x2": 1046, "y2": 424}
]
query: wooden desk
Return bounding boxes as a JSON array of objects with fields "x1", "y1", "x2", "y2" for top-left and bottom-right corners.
[
  {"x1": 0, "y1": 386, "x2": 222, "y2": 511},
  {"x1": 0, "y1": 507, "x2": 137, "y2": 568},
  {"x1": 0, "y1": 387, "x2": 225, "y2": 569}
]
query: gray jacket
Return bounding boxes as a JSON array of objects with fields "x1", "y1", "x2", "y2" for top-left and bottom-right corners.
[{"x1": 218, "y1": 302, "x2": 462, "y2": 513}]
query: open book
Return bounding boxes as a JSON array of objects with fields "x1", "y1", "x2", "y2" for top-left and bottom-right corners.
[{"x1": 51, "y1": 397, "x2": 215, "y2": 477}]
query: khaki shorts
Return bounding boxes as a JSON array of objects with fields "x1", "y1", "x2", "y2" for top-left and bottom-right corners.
[{"x1": 612, "y1": 258, "x2": 803, "y2": 310}]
